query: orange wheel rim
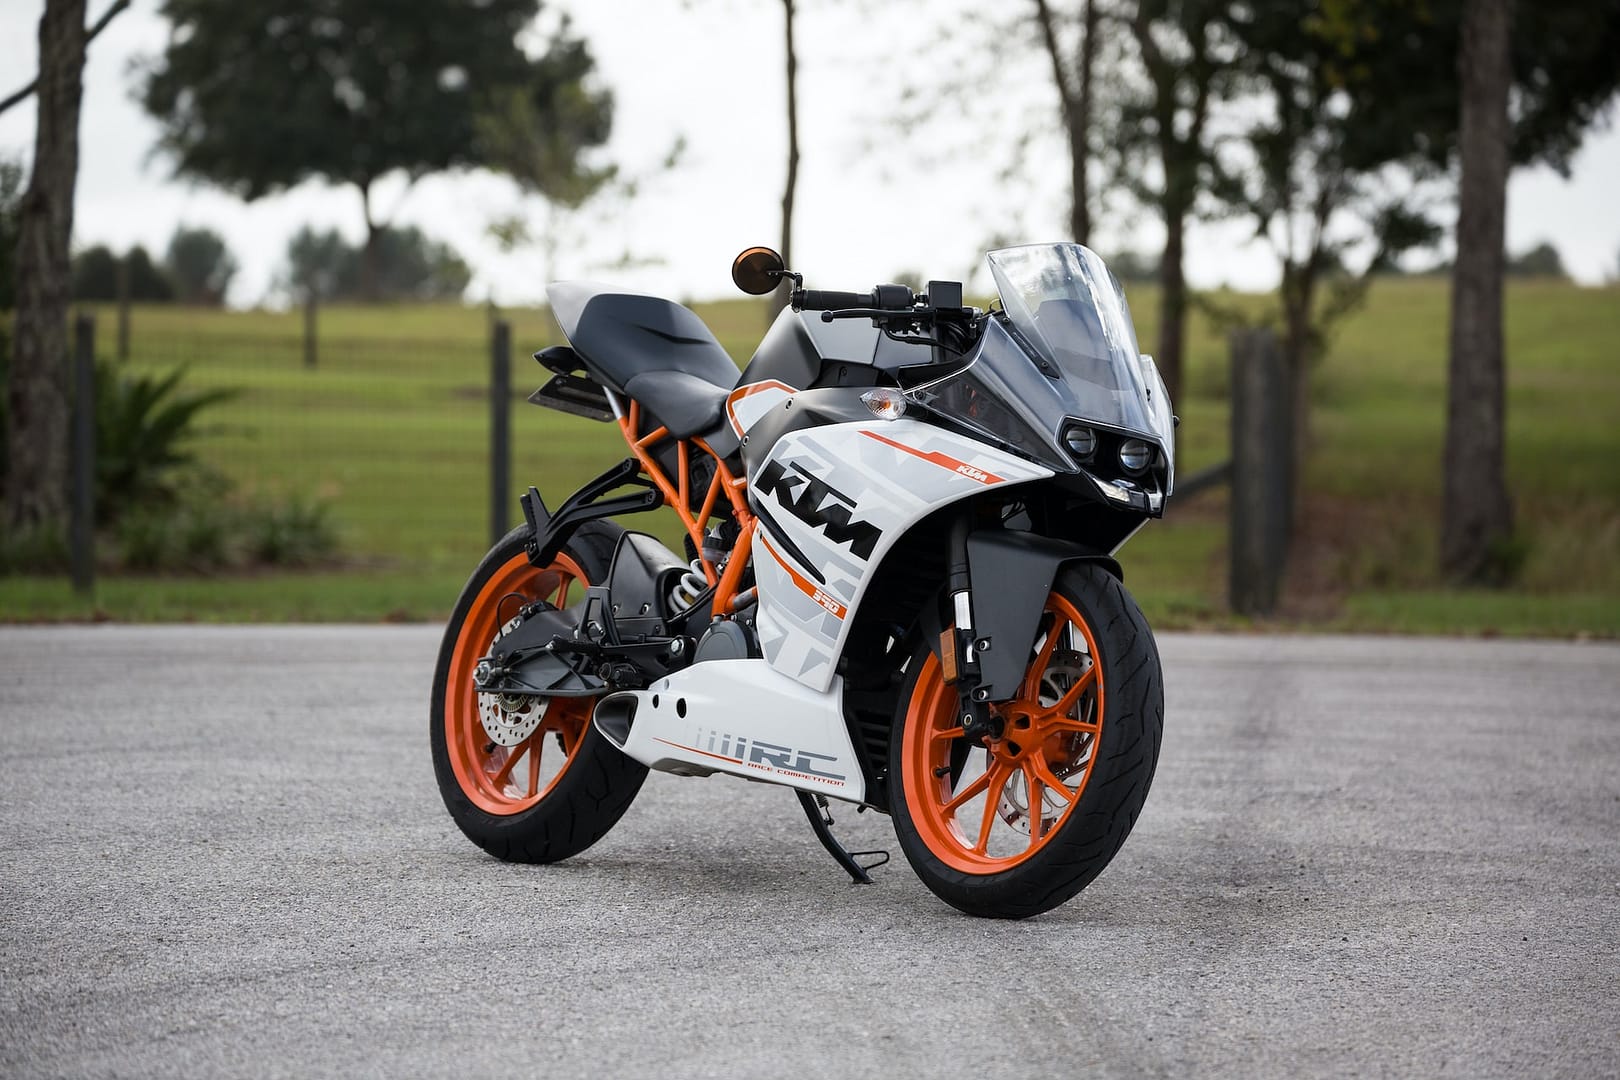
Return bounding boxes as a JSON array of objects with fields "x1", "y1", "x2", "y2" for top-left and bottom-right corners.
[
  {"x1": 445, "y1": 551, "x2": 592, "y2": 816},
  {"x1": 901, "y1": 593, "x2": 1105, "y2": 873}
]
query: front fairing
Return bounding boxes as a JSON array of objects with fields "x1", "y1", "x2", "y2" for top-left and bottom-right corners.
[{"x1": 902, "y1": 244, "x2": 1175, "y2": 504}]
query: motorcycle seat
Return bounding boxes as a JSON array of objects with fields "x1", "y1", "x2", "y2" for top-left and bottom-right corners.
[
  {"x1": 621, "y1": 369, "x2": 731, "y2": 439},
  {"x1": 547, "y1": 283, "x2": 740, "y2": 402}
]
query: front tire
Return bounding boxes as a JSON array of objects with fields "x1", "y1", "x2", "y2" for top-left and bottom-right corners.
[
  {"x1": 889, "y1": 562, "x2": 1163, "y2": 918},
  {"x1": 431, "y1": 522, "x2": 648, "y2": 863}
]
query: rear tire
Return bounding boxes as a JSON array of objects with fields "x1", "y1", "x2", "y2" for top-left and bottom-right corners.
[
  {"x1": 889, "y1": 562, "x2": 1162, "y2": 918},
  {"x1": 430, "y1": 522, "x2": 648, "y2": 863}
]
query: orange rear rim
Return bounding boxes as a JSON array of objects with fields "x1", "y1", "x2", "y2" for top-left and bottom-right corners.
[
  {"x1": 901, "y1": 593, "x2": 1105, "y2": 873},
  {"x1": 445, "y1": 551, "x2": 593, "y2": 816}
]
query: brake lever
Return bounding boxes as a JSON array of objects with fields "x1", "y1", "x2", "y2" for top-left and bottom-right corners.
[{"x1": 820, "y1": 306, "x2": 936, "y2": 324}]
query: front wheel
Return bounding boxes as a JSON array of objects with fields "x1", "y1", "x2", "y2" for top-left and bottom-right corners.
[
  {"x1": 430, "y1": 522, "x2": 648, "y2": 863},
  {"x1": 889, "y1": 562, "x2": 1163, "y2": 918}
]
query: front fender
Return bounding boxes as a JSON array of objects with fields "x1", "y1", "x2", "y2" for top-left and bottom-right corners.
[{"x1": 965, "y1": 530, "x2": 1122, "y2": 701}]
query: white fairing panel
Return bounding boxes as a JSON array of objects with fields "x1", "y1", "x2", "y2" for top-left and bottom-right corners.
[
  {"x1": 594, "y1": 659, "x2": 864, "y2": 803},
  {"x1": 750, "y1": 419, "x2": 1052, "y2": 691}
]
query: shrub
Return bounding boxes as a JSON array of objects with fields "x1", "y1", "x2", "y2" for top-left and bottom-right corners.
[{"x1": 94, "y1": 361, "x2": 236, "y2": 522}]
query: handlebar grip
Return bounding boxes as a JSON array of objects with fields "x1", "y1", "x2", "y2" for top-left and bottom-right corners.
[{"x1": 797, "y1": 289, "x2": 873, "y2": 311}]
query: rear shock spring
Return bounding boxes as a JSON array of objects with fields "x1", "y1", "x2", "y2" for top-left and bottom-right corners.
[{"x1": 668, "y1": 559, "x2": 708, "y2": 613}]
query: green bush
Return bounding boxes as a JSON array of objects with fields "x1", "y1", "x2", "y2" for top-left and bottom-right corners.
[
  {"x1": 1, "y1": 356, "x2": 341, "y2": 575},
  {"x1": 113, "y1": 494, "x2": 338, "y2": 572},
  {"x1": 94, "y1": 361, "x2": 237, "y2": 521},
  {"x1": 243, "y1": 494, "x2": 338, "y2": 567}
]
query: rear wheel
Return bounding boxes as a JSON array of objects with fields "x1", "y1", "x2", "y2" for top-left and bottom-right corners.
[
  {"x1": 431, "y1": 522, "x2": 648, "y2": 862},
  {"x1": 890, "y1": 562, "x2": 1162, "y2": 918}
]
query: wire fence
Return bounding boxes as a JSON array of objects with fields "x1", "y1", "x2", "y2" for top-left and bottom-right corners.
[{"x1": 101, "y1": 318, "x2": 625, "y2": 569}]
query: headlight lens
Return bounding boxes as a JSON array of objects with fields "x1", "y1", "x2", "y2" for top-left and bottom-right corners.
[
  {"x1": 1118, "y1": 438, "x2": 1153, "y2": 473},
  {"x1": 1063, "y1": 426, "x2": 1097, "y2": 460}
]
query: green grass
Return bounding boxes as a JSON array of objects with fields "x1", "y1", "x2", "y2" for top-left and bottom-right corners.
[{"x1": 2, "y1": 278, "x2": 1617, "y2": 635}]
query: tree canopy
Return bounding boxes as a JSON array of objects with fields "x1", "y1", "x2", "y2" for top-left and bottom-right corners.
[
  {"x1": 165, "y1": 225, "x2": 237, "y2": 305},
  {"x1": 283, "y1": 225, "x2": 471, "y2": 302},
  {"x1": 139, "y1": 0, "x2": 612, "y2": 295},
  {"x1": 0, "y1": 155, "x2": 23, "y2": 309},
  {"x1": 71, "y1": 245, "x2": 175, "y2": 302}
]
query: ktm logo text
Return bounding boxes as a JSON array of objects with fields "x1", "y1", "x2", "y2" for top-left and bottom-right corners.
[{"x1": 755, "y1": 459, "x2": 880, "y2": 559}]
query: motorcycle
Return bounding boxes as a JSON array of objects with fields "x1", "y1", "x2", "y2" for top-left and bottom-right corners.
[{"x1": 430, "y1": 243, "x2": 1171, "y2": 918}]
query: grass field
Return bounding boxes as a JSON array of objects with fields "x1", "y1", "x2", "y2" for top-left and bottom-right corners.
[{"x1": 2, "y1": 275, "x2": 1617, "y2": 636}]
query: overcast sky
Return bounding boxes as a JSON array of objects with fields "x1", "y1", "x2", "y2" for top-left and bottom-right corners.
[{"x1": 2, "y1": 0, "x2": 1617, "y2": 308}]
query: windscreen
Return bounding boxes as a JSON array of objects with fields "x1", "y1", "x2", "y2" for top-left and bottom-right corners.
[{"x1": 986, "y1": 244, "x2": 1173, "y2": 445}]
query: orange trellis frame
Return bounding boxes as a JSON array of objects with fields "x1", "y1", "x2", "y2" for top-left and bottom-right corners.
[{"x1": 616, "y1": 400, "x2": 757, "y2": 615}]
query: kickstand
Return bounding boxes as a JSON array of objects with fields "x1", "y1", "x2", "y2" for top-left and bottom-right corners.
[{"x1": 796, "y1": 789, "x2": 889, "y2": 885}]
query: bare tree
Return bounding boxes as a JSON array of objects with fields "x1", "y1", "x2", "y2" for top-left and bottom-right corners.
[
  {"x1": 771, "y1": 0, "x2": 801, "y2": 317},
  {"x1": 5, "y1": 0, "x2": 90, "y2": 534},
  {"x1": 1109, "y1": 0, "x2": 1234, "y2": 406},
  {"x1": 1033, "y1": 0, "x2": 1099, "y2": 245},
  {"x1": 0, "y1": 0, "x2": 126, "y2": 118},
  {"x1": 1441, "y1": 0, "x2": 1515, "y2": 583}
]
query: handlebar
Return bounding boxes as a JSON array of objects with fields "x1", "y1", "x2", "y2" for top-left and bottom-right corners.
[
  {"x1": 797, "y1": 289, "x2": 875, "y2": 312},
  {"x1": 795, "y1": 283, "x2": 916, "y2": 313}
]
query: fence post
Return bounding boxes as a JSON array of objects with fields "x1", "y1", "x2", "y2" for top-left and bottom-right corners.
[
  {"x1": 1229, "y1": 327, "x2": 1290, "y2": 615},
  {"x1": 303, "y1": 291, "x2": 318, "y2": 369},
  {"x1": 490, "y1": 319, "x2": 512, "y2": 546},
  {"x1": 115, "y1": 255, "x2": 130, "y2": 362},
  {"x1": 70, "y1": 314, "x2": 96, "y2": 598}
]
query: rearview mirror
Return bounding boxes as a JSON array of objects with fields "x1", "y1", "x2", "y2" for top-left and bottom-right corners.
[{"x1": 731, "y1": 246, "x2": 786, "y2": 296}]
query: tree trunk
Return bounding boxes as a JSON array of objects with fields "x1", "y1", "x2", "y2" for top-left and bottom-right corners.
[
  {"x1": 358, "y1": 178, "x2": 380, "y2": 302},
  {"x1": 5, "y1": 0, "x2": 87, "y2": 535},
  {"x1": 1155, "y1": 207, "x2": 1186, "y2": 404},
  {"x1": 1033, "y1": 0, "x2": 1094, "y2": 245},
  {"x1": 1441, "y1": 0, "x2": 1515, "y2": 584},
  {"x1": 771, "y1": 0, "x2": 799, "y2": 319},
  {"x1": 1280, "y1": 263, "x2": 1316, "y2": 522},
  {"x1": 1074, "y1": 0, "x2": 1097, "y2": 245}
]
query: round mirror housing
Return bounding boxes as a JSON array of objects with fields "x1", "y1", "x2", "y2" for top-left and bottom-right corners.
[{"x1": 731, "y1": 246, "x2": 786, "y2": 296}]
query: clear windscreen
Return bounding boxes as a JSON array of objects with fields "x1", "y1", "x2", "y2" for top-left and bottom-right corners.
[{"x1": 987, "y1": 244, "x2": 1174, "y2": 447}]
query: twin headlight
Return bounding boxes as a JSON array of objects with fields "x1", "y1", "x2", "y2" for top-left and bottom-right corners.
[{"x1": 1064, "y1": 425, "x2": 1156, "y2": 475}]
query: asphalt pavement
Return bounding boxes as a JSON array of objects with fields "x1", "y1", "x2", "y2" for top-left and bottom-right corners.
[{"x1": 1, "y1": 625, "x2": 1616, "y2": 1079}]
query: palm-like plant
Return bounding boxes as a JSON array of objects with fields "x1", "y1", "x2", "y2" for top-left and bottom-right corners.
[{"x1": 93, "y1": 362, "x2": 236, "y2": 522}]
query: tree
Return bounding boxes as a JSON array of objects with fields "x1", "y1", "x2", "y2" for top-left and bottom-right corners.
[
  {"x1": 72, "y1": 244, "x2": 175, "y2": 302},
  {"x1": 774, "y1": 0, "x2": 801, "y2": 317},
  {"x1": 1503, "y1": 241, "x2": 1567, "y2": 278},
  {"x1": 1033, "y1": 0, "x2": 1102, "y2": 246},
  {"x1": 0, "y1": 0, "x2": 128, "y2": 118},
  {"x1": 0, "y1": 155, "x2": 24, "y2": 309},
  {"x1": 362, "y1": 227, "x2": 471, "y2": 302},
  {"x1": 1442, "y1": 0, "x2": 1515, "y2": 584},
  {"x1": 1102, "y1": 0, "x2": 1243, "y2": 405},
  {"x1": 1221, "y1": 3, "x2": 1447, "y2": 495},
  {"x1": 476, "y1": 29, "x2": 620, "y2": 299},
  {"x1": 6, "y1": 0, "x2": 88, "y2": 534},
  {"x1": 139, "y1": 0, "x2": 611, "y2": 300},
  {"x1": 1413, "y1": 0, "x2": 1620, "y2": 583},
  {"x1": 165, "y1": 226, "x2": 237, "y2": 306},
  {"x1": 279, "y1": 225, "x2": 471, "y2": 302},
  {"x1": 1217, "y1": 0, "x2": 1620, "y2": 578},
  {"x1": 283, "y1": 226, "x2": 350, "y2": 301}
]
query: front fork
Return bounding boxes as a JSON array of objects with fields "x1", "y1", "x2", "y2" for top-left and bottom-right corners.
[{"x1": 943, "y1": 513, "x2": 1001, "y2": 744}]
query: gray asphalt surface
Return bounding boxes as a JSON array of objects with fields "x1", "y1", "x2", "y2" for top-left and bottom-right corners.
[{"x1": 1, "y1": 626, "x2": 1616, "y2": 1078}]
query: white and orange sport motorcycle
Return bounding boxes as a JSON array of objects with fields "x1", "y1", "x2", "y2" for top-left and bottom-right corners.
[{"x1": 431, "y1": 243, "x2": 1172, "y2": 918}]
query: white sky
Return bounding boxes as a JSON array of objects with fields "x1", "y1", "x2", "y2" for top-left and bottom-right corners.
[{"x1": 1, "y1": 0, "x2": 1617, "y2": 308}]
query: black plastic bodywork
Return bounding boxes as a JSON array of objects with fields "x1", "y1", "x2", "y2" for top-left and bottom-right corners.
[
  {"x1": 963, "y1": 530, "x2": 1122, "y2": 701},
  {"x1": 737, "y1": 386, "x2": 874, "y2": 478},
  {"x1": 484, "y1": 530, "x2": 694, "y2": 698},
  {"x1": 740, "y1": 310, "x2": 934, "y2": 391}
]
